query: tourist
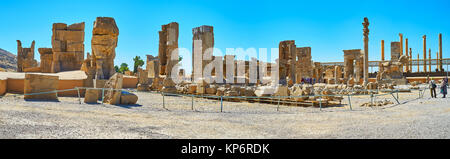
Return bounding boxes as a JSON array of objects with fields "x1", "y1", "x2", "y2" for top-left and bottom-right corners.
[
  {"x1": 441, "y1": 78, "x2": 448, "y2": 98},
  {"x1": 429, "y1": 79, "x2": 437, "y2": 98}
]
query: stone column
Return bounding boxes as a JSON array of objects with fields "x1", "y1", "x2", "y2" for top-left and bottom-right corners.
[
  {"x1": 399, "y1": 34, "x2": 403, "y2": 56},
  {"x1": 405, "y1": 38, "x2": 409, "y2": 72},
  {"x1": 439, "y1": 33, "x2": 443, "y2": 71},
  {"x1": 381, "y1": 40, "x2": 385, "y2": 61},
  {"x1": 429, "y1": 49, "x2": 432, "y2": 72},
  {"x1": 409, "y1": 48, "x2": 413, "y2": 72},
  {"x1": 399, "y1": 34, "x2": 404, "y2": 73},
  {"x1": 362, "y1": 17, "x2": 369, "y2": 85},
  {"x1": 423, "y1": 35, "x2": 427, "y2": 73},
  {"x1": 417, "y1": 53, "x2": 420, "y2": 72},
  {"x1": 437, "y1": 52, "x2": 439, "y2": 72}
]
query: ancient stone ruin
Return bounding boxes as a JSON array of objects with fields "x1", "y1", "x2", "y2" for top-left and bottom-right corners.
[
  {"x1": 278, "y1": 40, "x2": 296, "y2": 86},
  {"x1": 192, "y1": 25, "x2": 214, "y2": 82},
  {"x1": 91, "y1": 17, "x2": 119, "y2": 80},
  {"x1": 343, "y1": 49, "x2": 364, "y2": 85},
  {"x1": 16, "y1": 40, "x2": 38, "y2": 72},
  {"x1": 158, "y1": 22, "x2": 179, "y2": 93},
  {"x1": 376, "y1": 42, "x2": 408, "y2": 85},
  {"x1": 50, "y1": 22, "x2": 85, "y2": 73}
]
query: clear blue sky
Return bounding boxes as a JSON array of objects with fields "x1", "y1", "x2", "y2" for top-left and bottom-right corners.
[{"x1": 1, "y1": 0, "x2": 449, "y2": 73}]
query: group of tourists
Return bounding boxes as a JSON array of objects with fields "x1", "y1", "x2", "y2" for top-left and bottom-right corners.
[{"x1": 429, "y1": 77, "x2": 448, "y2": 98}]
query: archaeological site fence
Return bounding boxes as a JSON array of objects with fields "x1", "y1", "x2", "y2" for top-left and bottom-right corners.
[{"x1": 0, "y1": 86, "x2": 432, "y2": 114}]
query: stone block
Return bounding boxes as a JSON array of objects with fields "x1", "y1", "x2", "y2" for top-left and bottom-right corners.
[
  {"x1": 24, "y1": 74, "x2": 59, "y2": 100},
  {"x1": 120, "y1": 92, "x2": 138, "y2": 105},
  {"x1": 84, "y1": 88, "x2": 99, "y2": 104}
]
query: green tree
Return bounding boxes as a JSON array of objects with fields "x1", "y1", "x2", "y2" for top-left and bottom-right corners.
[
  {"x1": 133, "y1": 56, "x2": 145, "y2": 73},
  {"x1": 114, "y1": 65, "x2": 119, "y2": 73},
  {"x1": 118, "y1": 63, "x2": 129, "y2": 73}
]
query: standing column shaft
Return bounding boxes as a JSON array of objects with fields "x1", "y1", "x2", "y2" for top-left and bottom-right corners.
[
  {"x1": 423, "y1": 35, "x2": 427, "y2": 72},
  {"x1": 362, "y1": 18, "x2": 369, "y2": 85},
  {"x1": 381, "y1": 40, "x2": 385, "y2": 61},
  {"x1": 399, "y1": 34, "x2": 404, "y2": 72},
  {"x1": 410, "y1": 48, "x2": 412, "y2": 71},
  {"x1": 429, "y1": 49, "x2": 432, "y2": 72},
  {"x1": 439, "y1": 33, "x2": 443, "y2": 71},
  {"x1": 417, "y1": 53, "x2": 420, "y2": 72},
  {"x1": 437, "y1": 52, "x2": 440, "y2": 72},
  {"x1": 405, "y1": 38, "x2": 409, "y2": 72}
]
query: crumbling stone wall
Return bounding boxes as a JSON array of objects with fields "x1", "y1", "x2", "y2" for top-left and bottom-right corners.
[{"x1": 16, "y1": 40, "x2": 38, "y2": 72}]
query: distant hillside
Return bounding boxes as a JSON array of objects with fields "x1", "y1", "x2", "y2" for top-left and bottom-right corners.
[{"x1": 0, "y1": 48, "x2": 17, "y2": 72}]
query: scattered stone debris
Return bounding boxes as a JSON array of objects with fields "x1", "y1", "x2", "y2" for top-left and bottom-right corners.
[{"x1": 360, "y1": 99, "x2": 394, "y2": 107}]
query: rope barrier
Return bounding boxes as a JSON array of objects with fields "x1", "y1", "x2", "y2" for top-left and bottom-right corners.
[{"x1": 0, "y1": 86, "x2": 428, "y2": 113}]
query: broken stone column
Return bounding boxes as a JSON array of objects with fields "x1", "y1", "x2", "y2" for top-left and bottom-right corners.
[
  {"x1": 51, "y1": 22, "x2": 85, "y2": 73},
  {"x1": 16, "y1": 40, "x2": 38, "y2": 72},
  {"x1": 279, "y1": 40, "x2": 296, "y2": 85},
  {"x1": 24, "y1": 74, "x2": 58, "y2": 101},
  {"x1": 335, "y1": 65, "x2": 342, "y2": 84},
  {"x1": 91, "y1": 17, "x2": 119, "y2": 80},
  {"x1": 159, "y1": 22, "x2": 179, "y2": 93}
]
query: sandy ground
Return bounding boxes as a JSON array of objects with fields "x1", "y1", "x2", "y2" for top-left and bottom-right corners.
[{"x1": 0, "y1": 86, "x2": 449, "y2": 139}]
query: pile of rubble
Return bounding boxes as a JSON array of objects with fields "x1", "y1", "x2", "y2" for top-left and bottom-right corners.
[{"x1": 360, "y1": 99, "x2": 394, "y2": 107}]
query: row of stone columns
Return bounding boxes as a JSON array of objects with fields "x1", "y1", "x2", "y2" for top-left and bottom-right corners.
[{"x1": 380, "y1": 33, "x2": 443, "y2": 73}]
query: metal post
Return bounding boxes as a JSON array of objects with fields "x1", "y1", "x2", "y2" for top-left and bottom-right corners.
[
  {"x1": 220, "y1": 96, "x2": 223, "y2": 112},
  {"x1": 191, "y1": 95, "x2": 194, "y2": 111},
  {"x1": 391, "y1": 93, "x2": 400, "y2": 104},
  {"x1": 319, "y1": 97, "x2": 322, "y2": 111},
  {"x1": 370, "y1": 94, "x2": 373, "y2": 106},
  {"x1": 162, "y1": 92, "x2": 165, "y2": 109},
  {"x1": 277, "y1": 97, "x2": 280, "y2": 112},
  {"x1": 77, "y1": 87, "x2": 81, "y2": 104},
  {"x1": 397, "y1": 91, "x2": 399, "y2": 100},
  {"x1": 348, "y1": 95, "x2": 352, "y2": 110},
  {"x1": 101, "y1": 88, "x2": 104, "y2": 104}
]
